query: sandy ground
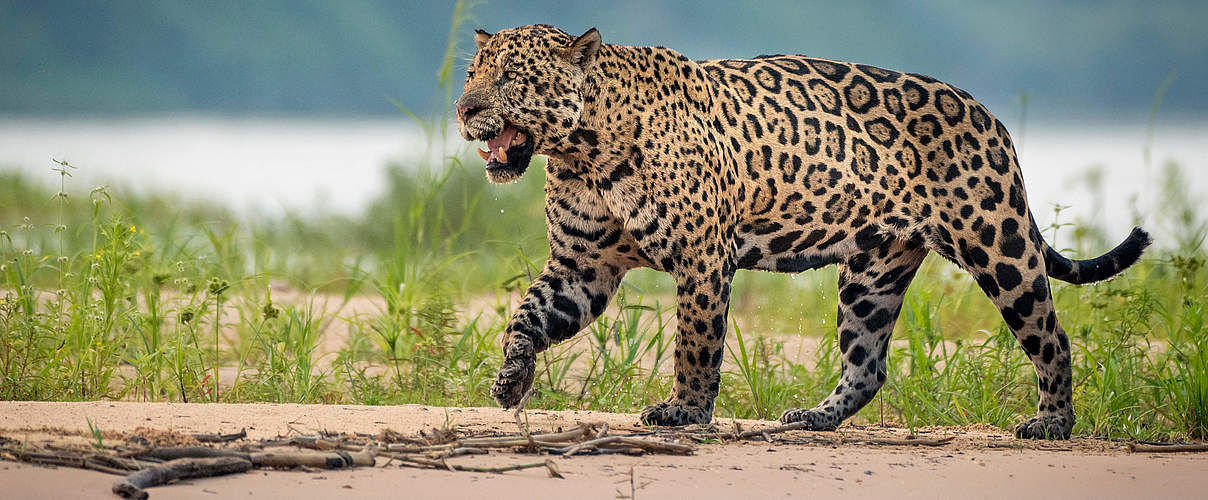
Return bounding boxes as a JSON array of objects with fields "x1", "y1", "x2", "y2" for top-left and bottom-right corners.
[{"x1": 1, "y1": 402, "x2": 1206, "y2": 499}]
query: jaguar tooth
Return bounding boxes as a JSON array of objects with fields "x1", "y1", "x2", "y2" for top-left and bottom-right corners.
[
  {"x1": 514, "y1": 131, "x2": 526, "y2": 145},
  {"x1": 477, "y1": 148, "x2": 490, "y2": 161},
  {"x1": 497, "y1": 145, "x2": 508, "y2": 163}
]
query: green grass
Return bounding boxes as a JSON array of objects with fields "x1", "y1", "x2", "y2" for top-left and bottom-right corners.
[
  {"x1": 3, "y1": 153, "x2": 1205, "y2": 440},
  {"x1": 3, "y1": 1, "x2": 1206, "y2": 441}
]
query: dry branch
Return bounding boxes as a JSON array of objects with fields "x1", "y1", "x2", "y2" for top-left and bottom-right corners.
[
  {"x1": 11, "y1": 449, "x2": 131, "y2": 476},
  {"x1": 191, "y1": 429, "x2": 247, "y2": 443},
  {"x1": 385, "y1": 424, "x2": 596, "y2": 453},
  {"x1": 1129, "y1": 442, "x2": 1208, "y2": 453},
  {"x1": 709, "y1": 421, "x2": 955, "y2": 447},
  {"x1": 389, "y1": 454, "x2": 563, "y2": 477},
  {"x1": 250, "y1": 449, "x2": 375, "y2": 468},
  {"x1": 854, "y1": 436, "x2": 955, "y2": 447},
  {"x1": 137, "y1": 446, "x2": 251, "y2": 461},
  {"x1": 513, "y1": 387, "x2": 537, "y2": 434},
  {"x1": 261, "y1": 435, "x2": 365, "y2": 452},
  {"x1": 440, "y1": 447, "x2": 489, "y2": 458},
  {"x1": 111, "y1": 456, "x2": 253, "y2": 500},
  {"x1": 557, "y1": 436, "x2": 695, "y2": 457}
]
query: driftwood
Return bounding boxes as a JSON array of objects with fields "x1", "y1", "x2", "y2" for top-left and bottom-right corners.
[
  {"x1": 107, "y1": 447, "x2": 375, "y2": 498},
  {"x1": 111, "y1": 456, "x2": 253, "y2": 500},
  {"x1": 131, "y1": 445, "x2": 375, "y2": 468},
  {"x1": 1129, "y1": 442, "x2": 1208, "y2": 453},
  {"x1": 191, "y1": 429, "x2": 247, "y2": 443},
  {"x1": 138, "y1": 446, "x2": 251, "y2": 461},
  {"x1": 11, "y1": 449, "x2": 126, "y2": 475},
  {"x1": 250, "y1": 449, "x2": 375, "y2": 468},
  {"x1": 260, "y1": 435, "x2": 365, "y2": 452}
]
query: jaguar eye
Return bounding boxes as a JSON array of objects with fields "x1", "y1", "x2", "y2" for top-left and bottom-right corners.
[{"x1": 503, "y1": 70, "x2": 520, "y2": 81}]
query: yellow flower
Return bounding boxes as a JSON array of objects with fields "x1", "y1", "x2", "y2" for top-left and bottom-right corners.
[
  {"x1": 129, "y1": 225, "x2": 137, "y2": 233},
  {"x1": 133, "y1": 250, "x2": 141, "y2": 257}
]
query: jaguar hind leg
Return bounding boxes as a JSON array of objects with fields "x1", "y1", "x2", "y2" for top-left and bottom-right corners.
[
  {"x1": 971, "y1": 248, "x2": 1075, "y2": 439},
  {"x1": 780, "y1": 237, "x2": 927, "y2": 430}
]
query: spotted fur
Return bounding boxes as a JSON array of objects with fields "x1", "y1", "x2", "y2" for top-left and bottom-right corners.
[{"x1": 456, "y1": 25, "x2": 1152, "y2": 440}]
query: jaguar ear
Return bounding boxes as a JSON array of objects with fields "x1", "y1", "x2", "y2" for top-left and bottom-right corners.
[
  {"x1": 474, "y1": 29, "x2": 492, "y2": 50},
  {"x1": 564, "y1": 27, "x2": 601, "y2": 67}
]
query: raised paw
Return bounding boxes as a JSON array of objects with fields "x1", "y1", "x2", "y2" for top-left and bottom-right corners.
[
  {"x1": 778, "y1": 408, "x2": 839, "y2": 431},
  {"x1": 1014, "y1": 414, "x2": 1073, "y2": 440},
  {"x1": 639, "y1": 401, "x2": 711, "y2": 426},
  {"x1": 490, "y1": 337, "x2": 535, "y2": 408}
]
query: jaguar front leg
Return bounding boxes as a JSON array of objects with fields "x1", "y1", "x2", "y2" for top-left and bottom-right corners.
[
  {"x1": 492, "y1": 253, "x2": 627, "y2": 407},
  {"x1": 640, "y1": 258, "x2": 735, "y2": 426}
]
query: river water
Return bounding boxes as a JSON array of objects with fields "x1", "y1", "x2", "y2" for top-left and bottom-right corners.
[{"x1": 1, "y1": 115, "x2": 1204, "y2": 241}]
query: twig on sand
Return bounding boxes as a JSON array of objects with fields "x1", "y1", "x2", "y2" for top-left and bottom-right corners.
[
  {"x1": 112, "y1": 457, "x2": 253, "y2": 500},
  {"x1": 853, "y1": 436, "x2": 955, "y2": 447},
  {"x1": 707, "y1": 420, "x2": 812, "y2": 440},
  {"x1": 385, "y1": 423, "x2": 596, "y2": 453},
  {"x1": 556, "y1": 436, "x2": 695, "y2": 457},
  {"x1": 984, "y1": 442, "x2": 1072, "y2": 452},
  {"x1": 513, "y1": 387, "x2": 537, "y2": 435},
  {"x1": 191, "y1": 428, "x2": 247, "y2": 443},
  {"x1": 1129, "y1": 442, "x2": 1208, "y2": 453},
  {"x1": 390, "y1": 455, "x2": 563, "y2": 478},
  {"x1": 705, "y1": 420, "x2": 955, "y2": 447},
  {"x1": 261, "y1": 435, "x2": 366, "y2": 453}
]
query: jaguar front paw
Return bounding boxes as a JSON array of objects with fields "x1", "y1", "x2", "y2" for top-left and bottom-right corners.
[{"x1": 490, "y1": 337, "x2": 536, "y2": 408}]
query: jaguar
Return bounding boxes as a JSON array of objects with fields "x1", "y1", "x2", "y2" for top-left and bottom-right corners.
[{"x1": 454, "y1": 24, "x2": 1151, "y2": 439}]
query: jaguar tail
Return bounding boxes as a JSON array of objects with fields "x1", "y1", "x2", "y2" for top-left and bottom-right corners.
[{"x1": 1043, "y1": 227, "x2": 1152, "y2": 285}]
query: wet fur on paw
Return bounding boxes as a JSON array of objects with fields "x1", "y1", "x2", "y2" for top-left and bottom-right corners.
[{"x1": 490, "y1": 337, "x2": 535, "y2": 408}]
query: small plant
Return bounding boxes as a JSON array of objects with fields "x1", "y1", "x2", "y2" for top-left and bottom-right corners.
[
  {"x1": 207, "y1": 277, "x2": 230, "y2": 401},
  {"x1": 86, "y1": 417, "x2": 104, "y2": 451},
  {"x1": 725, "y1": 321, "x2": 792, "y2": 419}
]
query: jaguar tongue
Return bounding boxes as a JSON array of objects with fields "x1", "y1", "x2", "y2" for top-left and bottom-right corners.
[{"x1": 486, "y1": 125, "x2": 518, "y2": 163}]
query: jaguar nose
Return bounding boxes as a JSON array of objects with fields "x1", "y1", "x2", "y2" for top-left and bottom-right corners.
[{"x1": 455, "y1": 99, "x2": 485, "y2": 122}]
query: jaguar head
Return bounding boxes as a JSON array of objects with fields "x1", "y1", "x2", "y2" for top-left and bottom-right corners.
[{"x1": 455, "y1": 25, "x2": 601, "y2": 183}]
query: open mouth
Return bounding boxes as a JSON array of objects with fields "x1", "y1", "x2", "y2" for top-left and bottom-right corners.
[{"x1": 477, "y1": 122, "x2": 534, "y2": 183}]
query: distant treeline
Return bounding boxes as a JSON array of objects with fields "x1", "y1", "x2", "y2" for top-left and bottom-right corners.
[{"x1": 1, "y1": 0, "x2": 1204, "y2": 117}]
